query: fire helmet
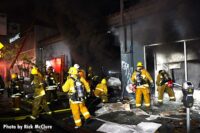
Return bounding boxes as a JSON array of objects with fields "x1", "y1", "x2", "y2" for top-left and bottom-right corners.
[
  {"x1": 137, "y1": 62, "x2": 143, "y2": 67},
  {"x1": 74, "y1": 64, "x2": 80, "y2": 69},
  {"x1": 11, "y1": 73, "x2": 17, "y2": 79},
  {"x1": 31, "y1": 67, "x2": 38, "y2": 75},
  {"x1": 101, "y1": 79, "x2": 107, "y2": 84},
  {"x1": 68, "y1": 67, "x2": 78, "y2": 75}
]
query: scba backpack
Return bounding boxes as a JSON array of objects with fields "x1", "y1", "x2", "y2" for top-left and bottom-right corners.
[{"x1": 70, "y1": 77, "x2": 86, "y2": 101}]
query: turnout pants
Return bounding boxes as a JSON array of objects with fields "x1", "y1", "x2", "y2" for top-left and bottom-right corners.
[
  {"x1": 135, "y1": 87, "x2": 150, "y2": 107},
  {"x1": 70, "y1": 101, "x2": 90, "y2": 127},
  {"x1": 157, "y1": 85, "x2": 175, "y2": 103},
  {"x1": 32, "y1": 95, "x2": 50, "y2": 117}
]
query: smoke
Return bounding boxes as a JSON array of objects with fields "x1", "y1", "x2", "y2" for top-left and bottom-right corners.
[
  {"x1": 33, "y1": 0, "x2": 121, "y2": 72},
  {"x1": 130, "y1": 0, "x2": 200, "y2": 45}
]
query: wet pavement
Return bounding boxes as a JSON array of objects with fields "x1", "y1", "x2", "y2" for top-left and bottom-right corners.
[
  {"x1": 0, "y1": 90, "x2": 93, "y2": 133},
  {"x1": 1, "y1": 89, "x2": 200, "y2": 133}
]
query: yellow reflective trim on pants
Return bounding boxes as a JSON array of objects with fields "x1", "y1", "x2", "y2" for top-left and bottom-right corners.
[
  {"x1": 145, "y1": 103, "x2": 150, "y2": 107},
  {"x1": 83, "y1": 112, "x2": 90, "y2": 117},
  {"x1": 136, "y1": 104, "x2": 141, "y2": 107},
  {"x1": 170, "y1": 97, "x2": 175, "y2": 99},
  {"x1": 75, "y1": 119, "x2": 81, "y2": 123},
  {"x1": 158, "y1": 99, "x2": 163, "y2": 102}
]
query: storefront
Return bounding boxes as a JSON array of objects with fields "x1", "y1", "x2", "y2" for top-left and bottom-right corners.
[{"x1": 38, "y1": 35, "x2": 72, "y2": 83}]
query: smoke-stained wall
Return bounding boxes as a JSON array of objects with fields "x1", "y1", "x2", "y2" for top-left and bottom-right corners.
[
  {"x1": 51, "y1": 0, "x2": 121, "y2": 72},
  {"x1": 109, "y1": 0, "x2": 200, "y2": 95},
  {"x1": 34, "y1": 25, "x2": 59, "y2": 68}
]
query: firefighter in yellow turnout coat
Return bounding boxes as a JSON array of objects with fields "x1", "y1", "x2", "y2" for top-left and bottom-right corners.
[
  {"x1": 131, "y1": 62, "x2": 154, "y2": 108},
  {"x1": 62, "y1": 67, "x2": 91, "y2": 128},
  {"x1": 94, "y1": 79, "x2": 108, "y2": 103},
  {"x1": 156, "y1": 70, "x2": 175, "y2": 104},
  {"x1": 30, "y1": 67, "x2": 51, "y2": 120}
]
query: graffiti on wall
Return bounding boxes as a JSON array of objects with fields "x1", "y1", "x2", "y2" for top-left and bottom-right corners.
[{"x1": 121, "y1": 61, "x2": 134, "y2": 85}]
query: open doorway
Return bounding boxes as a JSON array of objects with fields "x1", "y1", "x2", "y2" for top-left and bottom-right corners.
[
  {"x1": 144, "y1": 38, "x2": 200, "y2": 102},
  {"x1": 46, "y1": 55, "x2": 65, "y2": 84}
]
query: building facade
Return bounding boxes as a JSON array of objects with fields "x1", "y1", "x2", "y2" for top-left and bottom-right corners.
[{"x1": 108, "y1": 0, "x2": 200, "y2": 101}]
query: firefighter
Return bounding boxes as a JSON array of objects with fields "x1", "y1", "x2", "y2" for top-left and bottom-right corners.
[
  {"x1": 156, "y1": 70, "x2": 175, "y2": 104},
  {"x1": 86, "y1": 66, "x2": 100, "y2": 90},
  {"x1": 74, "y1": 64, "x2": 86, "y2": 79},
  {"x1": 45, "y1": 66, "x2": 58, "y2": 103},
  {"x1": 131, "y1": 62, "x2": 154, "y2": 108},
  {"x1": 87, "y1": 66, "x2": 94, "y2": 80},
  {"x1": 62, "y1": 67, "x2": 91, "y2": 128},
  {"x1": 78, "y1": 69, "x2": 86, "y2": 79},
  {"x1": 30, "y1": 67, "x2": 51, "y2": 120},
  {"x1": 10, "y1": 73, "x2": 21, "y2": 95},
  {"x1": 9, "y1": 73, "x2": 23, "y2": 110},
  {"x1": 86, "y1": 66, "x2": 93, "y2": 87},
  {"x1": 94, "y1": 79, "x2": 108, "y2": 103}
]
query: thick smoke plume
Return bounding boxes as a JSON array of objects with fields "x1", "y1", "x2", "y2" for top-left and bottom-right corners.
[
  {"x1": 131, "y1": 0, "x2": 200, "y2": 45},
  {"x1": 33, "y1": 0, "x2": 121, "y2": 72}
]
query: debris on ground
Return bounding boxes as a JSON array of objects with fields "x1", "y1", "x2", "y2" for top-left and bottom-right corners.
[
  {"x1": 95, "y1": 103, "x2": 131, "y2": 116},
  {"x1": 97, "y1": 122, "x2": 137, "y2": 133},
  {"x1": 132, "y1": 108, "x2": 149, "y2": 116},
  {"x1": 146, "y1": 115, "x2": 159, "y2": 121},
  {"x1": 96, "y1": 118, "x2": 162, "y2": 133},
  {"x1": 137, "y1": 122, "x2": 162, "y2": 133}
]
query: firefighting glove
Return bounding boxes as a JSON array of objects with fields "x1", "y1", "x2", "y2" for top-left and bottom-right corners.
[
  {"x1": 132, "y1": 84, "x2": 136, "y2": 93},
  {"x1": 149, "y1": 83, "x2": 154, "y2": 94}
]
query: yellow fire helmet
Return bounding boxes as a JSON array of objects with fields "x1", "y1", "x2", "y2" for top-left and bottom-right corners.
[
  {"x1": 137, "y1": 61, "x2": 143, "y2": 67},
  {"x1": 11, "y1": 73, "x2": 17, "y2": 79},
  {"x1": 68, "y1": 67, "x2": 78, "y2": 75},
  {"x1": 31, "y1": 67, "x2": 38, "y2": 75},
  {"x1": 101, "y1": 78, "x2": 107, "y2": 84}
]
